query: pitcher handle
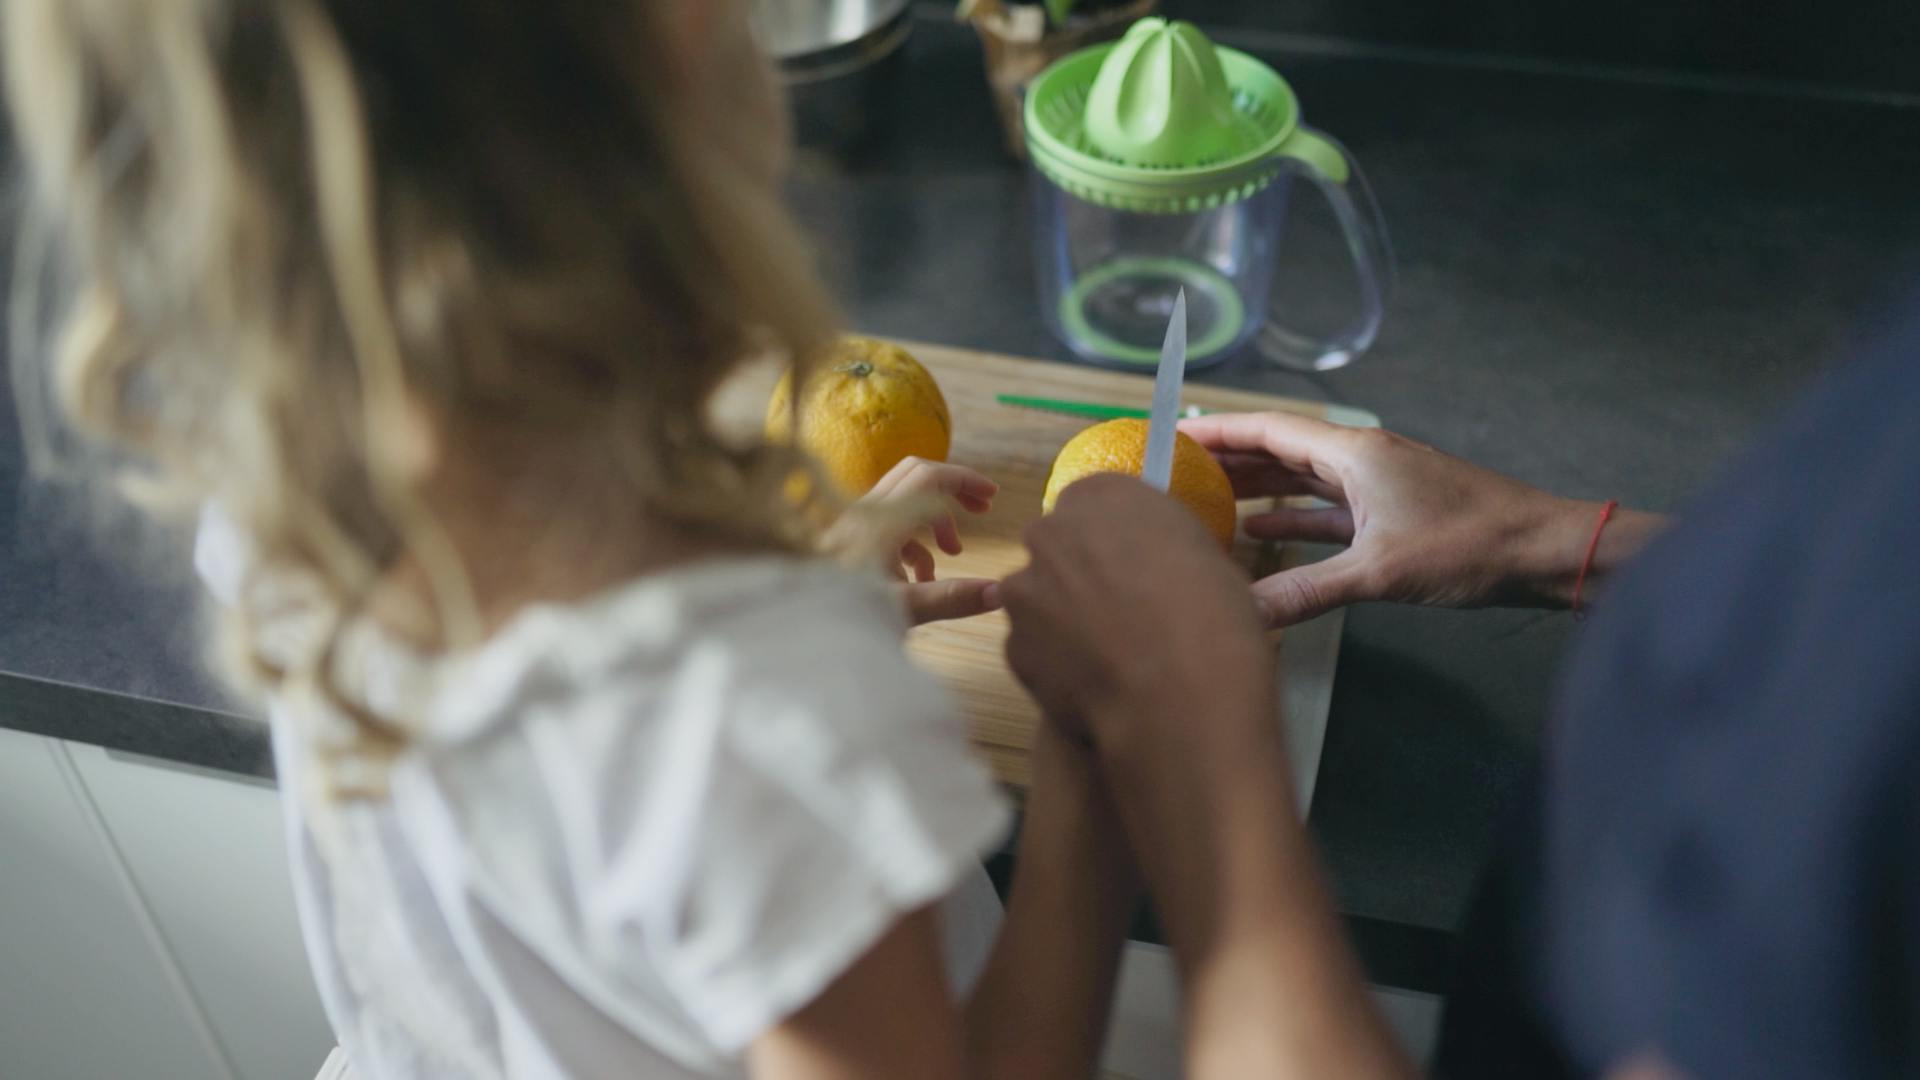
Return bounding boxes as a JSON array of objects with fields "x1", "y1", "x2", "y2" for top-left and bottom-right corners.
[{"x1": 1260, "y1": 126, "x2": 1395, "y2": 372}]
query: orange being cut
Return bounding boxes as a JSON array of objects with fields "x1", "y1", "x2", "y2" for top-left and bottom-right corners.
[
  {"x1": 1042, "y1": 418, "x2": 1238, "y2": 549},
  {"x1": 766, "y1": 337, "x2": 952, "y2": 496}
]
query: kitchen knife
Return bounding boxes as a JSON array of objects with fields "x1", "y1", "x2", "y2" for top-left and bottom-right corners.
[{"x1": 1139, "y1": 289, "x2": 1188, "y2": 492}]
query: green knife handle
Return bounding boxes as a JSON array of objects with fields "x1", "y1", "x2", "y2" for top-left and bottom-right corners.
[{"x1": 996, "y1": 394, "x2": 1151, "y2": 420}]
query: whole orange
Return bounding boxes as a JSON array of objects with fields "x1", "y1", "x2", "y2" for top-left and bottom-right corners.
[
  {"x1": 1042, "y1": 418, "x2": 1238, "y2": 549},
  {"x1": 766, "y1": 337, "x2": 952, "y2": 495}
]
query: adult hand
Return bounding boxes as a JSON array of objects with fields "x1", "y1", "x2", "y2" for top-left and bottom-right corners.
[
  {"x1": 1000, "y1": 474, "x2": 1273, "y2": 756},
  {"x1": 1182, "y1": 412, "x2": 1663, "y2": 627},
  {"x1": 1000, "y1": 474, "x2": 1414, "y2": 1080}
]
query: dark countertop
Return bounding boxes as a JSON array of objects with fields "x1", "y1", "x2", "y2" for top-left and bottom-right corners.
[
  {"x1": 3, "y1": 14, "x2": 1917, "y2": 989},
  {"x1": 788, "y1": 17, "x2": 1920, "y2": 937}
]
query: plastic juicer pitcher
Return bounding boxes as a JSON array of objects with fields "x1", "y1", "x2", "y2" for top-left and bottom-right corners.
[{"x1": 1025, "y1": 18, "x2": 1392, "y2": 371}]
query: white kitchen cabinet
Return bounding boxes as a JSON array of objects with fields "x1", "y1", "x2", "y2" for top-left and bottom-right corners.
[
  {"x1": 0, "y1": 726, "x2": 228, "y2": 1080},
  {"x1": 68, "y1": 741, "x2": 334, "y2": 1080}
]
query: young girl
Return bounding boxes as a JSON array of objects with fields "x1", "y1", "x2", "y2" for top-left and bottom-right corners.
[{"x1": 4, "y1": 0, "x2": 1138, "y2": 1076}]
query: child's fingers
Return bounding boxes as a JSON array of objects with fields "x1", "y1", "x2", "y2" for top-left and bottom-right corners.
[
  {"x1": 866, "y1": 457, "x2": 915, "y2": 500},
  {"x1": 899, "y1": 577, "x2": 1002, "y2": 626},
  {"x1": 900, "y1": 539, "x2": 936, "y2": 583},
  {"x1": 931, "y1": 513, "x2": 963, "y2": 556},
  {"x1": 877, "y1": 458, "x2": 998, "y2": 506},
  {"x1": 902, "y1": 459, "x2": 997, "y2": 502},
  {"x1": 940, "y1": 467, "x2": 999, "y2": 506},
  {"x1": 867, "y1": 456, "x2": 941, "y2": 500}
]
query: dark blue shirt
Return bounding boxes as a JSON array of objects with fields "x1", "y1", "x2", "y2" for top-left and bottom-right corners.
[{"x1": 1439, "y1": 298, "x2": 1920, "y2": 1078}]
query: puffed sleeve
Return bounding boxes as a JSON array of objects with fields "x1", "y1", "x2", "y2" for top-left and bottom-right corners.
[{"x1": 578, "y1": 577, "x2": 1011, "y2": 1053}]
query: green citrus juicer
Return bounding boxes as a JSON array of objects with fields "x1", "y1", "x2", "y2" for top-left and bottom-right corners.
[{"x1": 1025, "y1": 18, "x2": 1393, "y2": 370}]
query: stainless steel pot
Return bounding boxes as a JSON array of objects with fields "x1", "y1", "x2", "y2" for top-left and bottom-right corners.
[
  {"x1": 748, "y1": 0, "x2": 913, "y2": 151},
  {"x1": 750, "y1": 0, "x2": 909, "y2": 66}
]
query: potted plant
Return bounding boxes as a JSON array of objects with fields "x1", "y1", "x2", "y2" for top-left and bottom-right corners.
[{"x1": 958, "y1": 0, "x2": 1159, "y2": 158}]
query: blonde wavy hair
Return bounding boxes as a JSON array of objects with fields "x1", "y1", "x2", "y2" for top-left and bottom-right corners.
[{"x1": 5, "y1": 0, "x2": 842, "y2": 770}]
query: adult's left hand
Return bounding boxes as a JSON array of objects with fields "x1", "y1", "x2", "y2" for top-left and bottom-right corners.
[{"x1": 1181, "y1": 412, "x2": 1666, "y2": 627}]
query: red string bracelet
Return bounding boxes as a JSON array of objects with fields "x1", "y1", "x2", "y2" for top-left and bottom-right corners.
[{"x1": 1571, "y1": 499, "x2": 1619, "y2": 618}]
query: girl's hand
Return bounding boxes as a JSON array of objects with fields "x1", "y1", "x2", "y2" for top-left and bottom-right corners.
[
  {"x1": 857, "y1": 457, "x2": 1003, "y2": 626},
  {"x1": 1182, "y1": 412, "x2": 1665, "y2": 627}
]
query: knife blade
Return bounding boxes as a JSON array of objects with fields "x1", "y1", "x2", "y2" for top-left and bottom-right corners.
[{"x1": 1139, "y1": 289, "x2": 1188, "y2": 492}]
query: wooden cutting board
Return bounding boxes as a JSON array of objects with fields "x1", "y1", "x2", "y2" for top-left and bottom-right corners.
[{"x1": 891, "y1": 340, "x2": 1377, "y2": 800}]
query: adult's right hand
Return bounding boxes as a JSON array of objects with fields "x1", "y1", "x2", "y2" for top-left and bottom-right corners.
[
  {"x1": 1000, "y1": 473, "x2": 1273, "y2": 751},
  {"x1": 999, "y1": 471, "x2": 1417, "y2": 1080},
  {"x1": 1182, "y1": 413, "x2": 1663, "y2": 628}
]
